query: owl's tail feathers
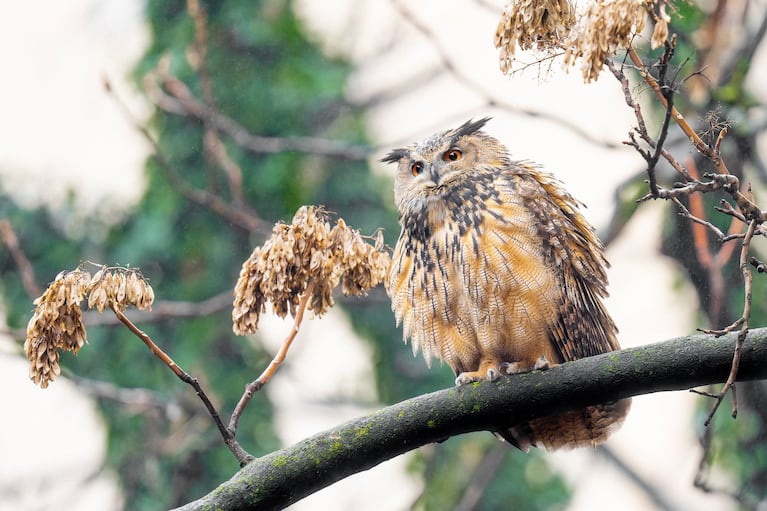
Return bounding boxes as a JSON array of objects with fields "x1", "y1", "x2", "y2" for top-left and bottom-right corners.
[{"x1": 497, "y1": 398, "x2": 631, "y2": 451}]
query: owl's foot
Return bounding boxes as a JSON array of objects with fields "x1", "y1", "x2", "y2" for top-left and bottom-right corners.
[
  {"x1": 455, "y1": 360, "x2": 503, "y2": 386},
  {"x1": 533, "y1": 355, "x2": 550, "y2": 370},
  {"x1": 502, "y1": 355, "x2": 550, "y2": 375}
]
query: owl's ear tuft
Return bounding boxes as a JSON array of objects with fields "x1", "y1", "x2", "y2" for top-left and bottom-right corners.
[
  {"x1": 381, "y1": 148, "x2": 408, "y2": 164},
  {"x1": 454, "y1": 117, "x2": 492, "y2": 139}
]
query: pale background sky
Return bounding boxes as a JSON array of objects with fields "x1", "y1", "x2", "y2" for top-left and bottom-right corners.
[{"x1": 0, "y1": 0, "x2": 754, "y2": 509}]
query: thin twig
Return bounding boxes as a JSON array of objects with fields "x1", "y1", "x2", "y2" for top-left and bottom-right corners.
[
  {"x1": 597, "y1": 445, "x2": 681, "y2": 511},
  {"x1": 662, "y1": 149, "x2": 693, "y2": 181},
  {"x1": 644, "y1": 40, "x2": 678, "y2": 198},
  {"x1": 228, "y1": 282, "x2": 315, "y2": 435},
  {"x1": 714, "y1": 199, "x2": 746, "y2": 222},
  {"x1": 627, "y1": 45, "x2": 732, "y2": 175},
  {"x1": 110, "y1": 303, "x2": 254, "y2": 465},
  {"x1": 693, "y1": 400, "x2": 756, "y2": 508},
  {"x1": 83, "y1": 290, "x2": 232, "y2": 326},
  {"x1": 185, "y1": 0, "x2": 245, "y2": 207},
  {"x1": 689, "y1": 388, "x2": 720, "y2": 398},
  {"x1": 70, "y1": 374, "x2": 177, "y2": 412},
  {"x1": 647, "y1": 88, "x2": 674, "y2": 197},
  {"x1": 608, "y1": 59, "x2": 654, "y2": 146},
  {"x1": 698, "y1": 219, "x2": 756, "y2": 425},
  {"x1": 607, "y1": 57, "x2": 694, "y2": 188},
  {"x1": 0, "y1": 219, "x2": 41, "y2": 297},
  {"x1": 671, "y1": 197, "x2": 725, "y2": 241},
  {"x1": 619, "y1": 31, "x2": 767, "y2": 437},
  {"x1": 454, "y1": 447, "x2": 508, "y2": 511}
]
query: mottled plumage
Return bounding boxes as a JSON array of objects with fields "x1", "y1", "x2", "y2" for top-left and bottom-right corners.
[{"x1": 383, "y1": 118, "x2": 629, "y2": 450}]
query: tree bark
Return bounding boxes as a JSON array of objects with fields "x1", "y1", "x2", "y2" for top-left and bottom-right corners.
[{"x1": 173, "y1": 328, "x2": 767, "y2": 511}]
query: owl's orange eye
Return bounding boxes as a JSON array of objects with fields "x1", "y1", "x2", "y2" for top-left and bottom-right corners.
[
  {"x1": 411, "y1": 162, "x2": 424, "y2": 176},
  {"x1": 444, "y1": 149, "x2": 462, "y2": 162}
]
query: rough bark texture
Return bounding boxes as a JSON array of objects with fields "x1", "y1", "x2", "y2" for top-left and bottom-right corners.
[{"x1": 174, "y1": 329, "x2": 767, "y2": 511}]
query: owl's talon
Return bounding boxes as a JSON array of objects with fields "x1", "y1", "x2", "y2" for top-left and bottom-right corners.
[
  {"x1": 502, "y1": 356, "x2": 552, "y2": 375},
  {"x1": 533, "y1": 355, "x2": 550, "y2": 371},
  {"x1": 455, "y1": 362, "x2": 502, "y2": 386},
  {"x1": 455, "y1": 373, "x2": 477, "y2": 386},
  {"x1": 502, "y1": 361, "x2": 527, "y2": 375}
]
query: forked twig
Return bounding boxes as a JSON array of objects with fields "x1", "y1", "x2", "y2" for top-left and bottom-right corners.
[
  {"x1": 626, "y1": 45, "x2": 731, "y2": 175},
  {"x1": 698, "y1": 219, "x2": 757, "y2": 424},
  {"x1": 228, "y1": 282, "x2": 315, "y2": 435},
  {"x1": 111, "y1": 303, "x2": 254, "y2": 465},
  {"x1": 616, "y1": 39, "x2": 765, "y2": 430}
]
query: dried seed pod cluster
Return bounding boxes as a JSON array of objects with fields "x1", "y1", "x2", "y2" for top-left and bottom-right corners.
[
  {"x1": 494, "y1": 0, "x2": 650, "y2": 82},
  {"x1": 562, "y1": 0, "x2": 646, "y2": 82},
  {"x1": 232, "y1": 206, "x2": 391, "y2": 335},
  {"x1": 24, "y1": 266, "x2": 155, "y2": 388},
  {"x1": 333, "y1": 219, "x2": 390, "y2": 297},
  {"x1": 650, "y1": 3, "x2": 670, "y2": 50},
  {"x1": 24, "y1": 270, "x2": 89, "y2": 388},
  {"x1": 494, "y1": 0, "x2": 575, "y2": 74},
  {"x1": 88, "y1": 268, "x2": 155, "y2": 313}
]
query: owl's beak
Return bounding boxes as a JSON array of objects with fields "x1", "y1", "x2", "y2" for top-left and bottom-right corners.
[{"x1": 428, "y1": 165, "x2": 441, "y2": 185}]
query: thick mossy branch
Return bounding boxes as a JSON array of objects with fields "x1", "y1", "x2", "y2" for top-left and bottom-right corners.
[{"x1": 174, "y1": 329, "x2": 767, "y2": 511}]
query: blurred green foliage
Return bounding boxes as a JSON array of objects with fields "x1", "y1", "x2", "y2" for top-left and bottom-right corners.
[{"x1": 1, "y1": 1, "x2": 571, "y2": 509}]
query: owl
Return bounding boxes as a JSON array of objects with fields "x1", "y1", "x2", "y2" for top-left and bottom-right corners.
[{"x1": 382, "y1": 118, "x2": 629, "y2": 450}]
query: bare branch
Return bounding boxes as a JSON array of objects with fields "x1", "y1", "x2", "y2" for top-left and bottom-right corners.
[
  {"x1": 103, "y1": 77, "x2": 269, "y2": 233},
  {"x1": 597, "y1": 445, "x2": 682, "y2": 511},
  {"x1": 607, "y1": 59, "x2": 654, "y2": 148},
  {"x1": 454, "y1": 448, "x2": 509, "y2": 511},
  {"x1": 626, "y1": 46, "x2": 731, "y2": 175},
  {"x1": 173, "y1": 329, "x2": 767, "y2": 511},
  {"x1": 0, "y1": 219, "x2": 41, "y2": 297},
  {"x1": 145, "y1": 71, "x2": 372, "y2": 160},
  {"x1": 82, "y1": 290, "x2": 232, "y2": 326},
  {"x1": 228, "y1": 282, "x2": 314, "y2": 435},
  {"x1": 694, "y1": 407, "x2": 757, "y2": 508},
  {"x1": 186, "y1": 0, "x2": 245, "y2": 206},
  {"x1": 110, "y1": 305, "x2": 254, "y2": 466},
  {"x1": 700, "y1": 219, "x2": 757, "y2": 424},
  {"x1": 70, "y1": 374, "x2": 177, "y2": 412}
]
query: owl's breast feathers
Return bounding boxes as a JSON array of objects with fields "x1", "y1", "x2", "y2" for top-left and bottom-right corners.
[{"x1": 388, "y1": 163, "x2": 620, "y2": 372}]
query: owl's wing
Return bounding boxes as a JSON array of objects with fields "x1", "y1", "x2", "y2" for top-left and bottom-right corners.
[
  {"x1": 508, "y1": 165, "x2": 620, "y2": 362},
  {"x1": 554, "y1": 271, "x2": 619, "y2": 360}
]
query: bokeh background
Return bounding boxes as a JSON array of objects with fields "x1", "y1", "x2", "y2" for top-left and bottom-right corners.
[{"x1": 2, "y1": 0, "x2": 767, "y2": 509}]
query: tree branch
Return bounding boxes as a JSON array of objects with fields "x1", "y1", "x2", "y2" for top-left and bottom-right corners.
[
  {"x1": 82, "y1": 290, "x2": 233, "y2": 326},
  {"x1": 174, "y1": 328, "x2": 767, "y2": 511},
  {"x1": 145, "y1": 72, "x2": 372, "y2": 161},
  {"x1": 0, "y1": 219, "x2": 41, "y2": 297}
]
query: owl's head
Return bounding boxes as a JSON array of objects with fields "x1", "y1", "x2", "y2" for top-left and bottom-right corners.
[{"x1": 381, "y1": 118, "x2": 509, "y2": 212}]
